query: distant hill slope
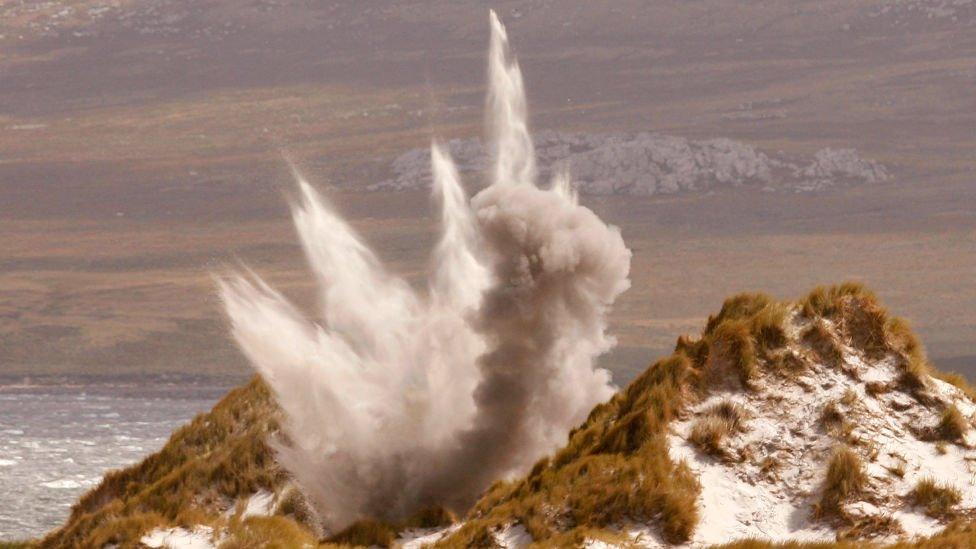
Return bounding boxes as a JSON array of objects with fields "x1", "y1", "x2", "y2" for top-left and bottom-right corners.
[{"x1": 39, "y1": 284, "x2": 976, "y2": 548}]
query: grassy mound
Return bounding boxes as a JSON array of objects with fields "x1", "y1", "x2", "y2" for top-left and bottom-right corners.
[
  {"x1": 40, "y1": 376, "x2": 284, "y2": 548},
  {"x1": 34, "y1": 282, "x2": 976, "y2": 548},
  {"x1": 436, "y1": 283, "x2": 975, "y2": 546}
]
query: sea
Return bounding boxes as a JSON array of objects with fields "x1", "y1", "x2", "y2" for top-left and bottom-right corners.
[{"x1": 0, "y1": 376, "x2": 239, "y2": 541}]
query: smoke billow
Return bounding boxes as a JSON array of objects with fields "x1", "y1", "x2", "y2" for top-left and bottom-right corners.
[{"x1": 218, "y1": 10, "x2": 631, "y2": 529}]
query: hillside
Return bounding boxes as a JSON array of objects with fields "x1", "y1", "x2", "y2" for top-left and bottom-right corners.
[
  {"x1": 37, "y1": 284, "x2": 976, "y2": 547},
  {"x1": 4, "y1": 0, "x2": 974, "y2": 390}
]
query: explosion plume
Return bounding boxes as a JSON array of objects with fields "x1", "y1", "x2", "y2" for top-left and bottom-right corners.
[{"x1": 218, "y1": 11, "x2": 631, "y2": 530}]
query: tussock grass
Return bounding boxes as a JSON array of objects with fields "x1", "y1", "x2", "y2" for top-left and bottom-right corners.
[
  {"x1": 886, "y1": 461, "x2": 906, "y2": 479},
  {"x1": 220, "y1": 515, "x2": 316, "y2": 548},
  {"x1": 820, "y1": 401, "x2": 847, "y2": 431},
  {"x1": 42, "y1": 282, "x2": 976, "y2": 548},
  {"x1": 841, "y1": 298, "x2": 889, "y2": 359},
  {"x1": 704, "y1": 294, "x2": 788, "y2": 374},
  {"x1": 327, "y1": 518, "x2": 396, "y2": 547},
  {"x1": 770, "y1": 350, "x2": 808, "y2": 378},
  {"x1": 717, "y1": 520, "x2": 976, "y2": 547},
  {"x1": 760, "y1": 454, "x2": 783, "y2": 479},
  {"x1": 815, "y1": 446, "x2": 867, "y2": 520},
  {"x1": 702, "y1": 400, "x2": 749, "y2": 432},
  {"x1": 441, "y1": 283, "x2": 970, "y2": 545},
  {"x1": 402, "y1": 505, "x2": 457, "y2": 530},
  {"x1": 799, "y1": 284, "x2": 960, "y2": 398},
  {"x1": 437, "y1": 354, "x2": 702, "y2": 546},
  {"x1": 884, "y1": 316, "x2": 939, "y2": 394},
  {"x1": 274, "y1": 485, "x2": 319, "y2": 534},
  {"x1": 42, "y1": 377, "x2": 284, "y2": 548},
  {"x1": 937, "y1": 405, "x2": 968, "y2": 442},
  {"x1": 708, "y1": 320, "x2": 759, "y2": 388},
  {"x1": 802, "y1": 321, "x2": 844, "y2": 368},
  {"x1": 838, "y1": 514, "x2": 903, "y2": 540},
  {"x1": 750, "y1": 302, "x2": 790, "y2": 352},
  {"x1": 689, "y1": 417, "x2": 736, "y2": 457},
  {"x1": 911, "y1": 478, "x2": 962, "y2": 518},
  {"x1": 705, "y1": 293, "x2": 779, "y2": 334},
  {"x1": 934, "y1": 371, "x2": 976, "y2": 401},
  {"x1": 800, "y1": 283, "x2": 876, "y2": 320},
  {"x1": 77, "y1": 510, "x2": 167, "y2": 548},
  {"x1": 689, "y1": 400, "x2": 748, "y2": 457}
]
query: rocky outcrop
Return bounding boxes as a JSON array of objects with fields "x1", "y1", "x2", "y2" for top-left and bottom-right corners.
[{"x1": 371, "y1": 131, "x2": 889, "y2": 196}]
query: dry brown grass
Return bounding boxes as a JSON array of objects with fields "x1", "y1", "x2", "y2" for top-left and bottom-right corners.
[
  {"x1": 910, "y1": 478, "x2": 962, "y2": 518},
  {"x1": 703, "y1": 294, "x2": 788, "y2": 385},
  {"x1": 436, "y1": 354, "x2": 703, "y2": 546},
  {"x1": 41, "y1": 376, "x2": 283, "y2": 548},
  {"x1": 326, "y1": 518, "x2": 396, "y2": 547},
  {"x1": 219, "y1": 515, "x2": 316, "y2": 549},
  {"x1": 439, "y1": 283, "x2": 973, "y2": 546},
  {"x1": 815, "y1": 446, "x2": 868, "y2": 521},
  {"x1": 274, "y1": 485, "x2": 319, "y2": 534},
  {"x1": 800, "y1": 283, "x2": 876, "y2": 319},
  {"x1": 770, "y1": 349, "x2": 808, "y2": 378},
  {"x1": 716, "y1": 520, "x2": 976, "y2": 547},
  {"x1": 802, "y1": 321, "x2": 844, "y2": 368},
  {"x1": 820, "y1": 401, "x2": 847, "y2": 432},
  {"x1": 689, "y1": 399, "x2": 748, "y2": 457},
  {"x1": 708, "y1": 319, "x2": 759, "y2": 388},
  {"x1": 37, "y1": 283, "x2": 976, "y2": 548},
  {"x1": 689, "y1": 416, "x2": 736, "y2": 457},
  {"x1": 937, "y1": 405, "x2": 969, "y2": 442}
]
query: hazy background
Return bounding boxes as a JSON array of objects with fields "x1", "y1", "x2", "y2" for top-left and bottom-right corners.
[{"x1": 2, "y1": 0, "x2": 974, "y2": 385}]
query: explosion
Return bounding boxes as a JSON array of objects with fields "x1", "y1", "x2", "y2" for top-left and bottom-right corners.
[{"x1": 218, "y1": 11, "x2": 631, "y2": 530}]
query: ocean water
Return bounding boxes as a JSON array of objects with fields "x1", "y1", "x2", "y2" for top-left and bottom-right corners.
[{"x1": 0, "y1": 378, "x2": 236, "y2": 541}]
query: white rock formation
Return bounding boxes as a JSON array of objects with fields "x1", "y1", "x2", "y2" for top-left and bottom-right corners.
[{"x1": 371, "y1": 131, "x2": 888, "y2": 196}]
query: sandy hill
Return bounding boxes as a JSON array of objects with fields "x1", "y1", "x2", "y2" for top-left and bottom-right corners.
[{"x1": 35, "y1": 283, "x2": 976, "y2": 548}]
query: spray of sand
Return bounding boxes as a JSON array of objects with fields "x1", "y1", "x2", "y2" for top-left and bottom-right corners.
[{"x1": 218, "y1": 11, "x2": 631, "y2": 529}]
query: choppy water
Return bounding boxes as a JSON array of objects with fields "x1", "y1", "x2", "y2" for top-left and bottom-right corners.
[{"x1": 0, "y1": 377, "x2": 236, "y2": 541}]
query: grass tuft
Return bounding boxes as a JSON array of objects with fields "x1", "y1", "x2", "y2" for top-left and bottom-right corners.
[
  {"x1": 689, "y1": 417, "x2": 736, "y2": 457},
  {"x1": 220, "y1": 516, "x2": 316, "y2": 549},
  {"x1": 815, "y1": 446, "x2": 867, "y2": 520},
  {"x1": 820, "y1": 401, "x2": 846, "y2": 432},
  {"x1": 911, "y1": 478, "x2": 962, "y2": 518},
  {"x1": 438, "y1": 354, "x2": 702, "y2": 546},
  {"x1": 802, "y1": 321, "x2": 844, "y2": 368},
  {"x1": 708, "y1": 320, "x2": 758, "y2": 388},
  {"x1": 41, "y1": 377, "x2": 284, "y2": 548},
  {"x1": 327, "y1": 517, "x2": 396, "y2": 547},
  {"x1": 937, "y1": 404, "x2": 969, "y2": 442},
  {"x1": 800, "y1": 283, "x2": 876, "y2": 319}
]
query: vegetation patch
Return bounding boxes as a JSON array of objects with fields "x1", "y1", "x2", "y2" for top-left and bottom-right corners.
[
  {"x1": 936, "y1": 404, "x2": 969, "y2": 442},
  {"x1": 327, "y1": 517, "x2": 396, "y2": 547},
  {"x1": 220, "y1": 515, "x2": 317, "y2": 549},
  {"x1": 815, "y1": 446, "x2": 868, "y2": 521},
  {"x1": 910, "y1": 478, "x2": 962, "y2": 518},
  {"x1": 819, "y1": 401, "x2": 847, "y2": 432},
  {"x1": 41, "y1": 377, "x2": 283, "y2": 548},
  {"x1": 689, "y1": 400, "x2": 748, "y2": 458},
  {"x1": 436, "y1": 354, "x2": 703, "y2": 546},
  {"x1": 35, "y1": 283, "x2": 976, "y2": 547},
  {"x1": 802, "y1": 321, "x2": 844, "y2": 369}
]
